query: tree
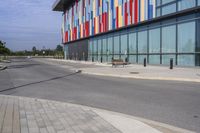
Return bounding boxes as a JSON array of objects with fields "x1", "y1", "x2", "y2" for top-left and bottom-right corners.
[
  {"x1": 32, "y1": 46, "x2": 37, "y2": 55},
  {"x1": 0, "y1": 40, "x2": 10, "y2": 55},
  {"x1": 56, "y1": 45, "x2": 63, "y2": 52}
]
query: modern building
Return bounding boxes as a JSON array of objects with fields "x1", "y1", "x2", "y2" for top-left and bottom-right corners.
[{"x1": 53, "y1": 0, "x2": 200, "y2": 67}]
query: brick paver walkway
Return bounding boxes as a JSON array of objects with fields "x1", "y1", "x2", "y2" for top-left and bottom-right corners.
[{"x1": 0, "y1": 95, "x2": 121, "y2": 133}]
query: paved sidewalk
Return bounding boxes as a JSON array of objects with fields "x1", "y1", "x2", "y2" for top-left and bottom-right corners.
[
  {"x1": 43, "y1": 59, "x2": 200, "y2": 83},
  {"x1": 0, "y1": 95, "x2": 166, "y2": 133}
]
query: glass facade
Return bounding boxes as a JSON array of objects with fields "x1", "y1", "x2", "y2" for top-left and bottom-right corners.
[
  {"x1": 88, "y1": 12, "x2": 200, "y2": 67},
  {"x1": 156, "y1": 0, "x2": 199, "y2": 17}
]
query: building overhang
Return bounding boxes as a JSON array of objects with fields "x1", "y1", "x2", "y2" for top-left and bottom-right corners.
[{"x1": 52, "y1": 0, "x2": 76, "y2": 12}]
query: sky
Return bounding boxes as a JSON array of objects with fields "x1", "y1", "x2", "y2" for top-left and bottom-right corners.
[{"x1": 0, "y1": 0, "x2": 62, "y2": 51}]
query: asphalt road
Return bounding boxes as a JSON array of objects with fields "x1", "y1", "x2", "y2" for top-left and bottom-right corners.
[{"x1": 0, "y1": 58, "x2": 200, "y2": 132}]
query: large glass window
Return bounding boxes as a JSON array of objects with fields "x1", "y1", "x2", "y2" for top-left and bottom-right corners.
[
  {"x1": 149, "y1": 28, "x2": 160, "y2": 53},
  {"x1": 93, "y1": 40, "x2": 98, "y2": 61},
  {"x1": 93, "y1": 40, "x2": 98, "y2": 55},
  {"x1": 88, "y1": 41, "x2": 93, "y2": 61},
  {"x1": 162, "y1": 0, "x2": 175, "y2": 5},
  {"x1": 114, "y1": 35, "x2": 120, "y2": 59},
  {"x1": 129, "y1": 33, "x2": 137, "y2": 54},
  {"x1": 199, "y1": 0, "x2": 200, "y2": 5},
  {"x1": 107, "y1": 37, "x2": 113, "y2": 62},
  {"x1": 102, "y1": 38, "x2": 107, "y2": 62},
  {"x1": 102, "y1": 38, "x2": 107, "y2": 55},
  {"x1": 162, "y1": 3, "x2": 176, "y2": 16},
  {"x1": 162, "y1": 54, "x2": 176, "y2": 65},
  {"x1": 98, "y1": 39, "x2": 102, "y2": 61},
  {"x1": 178, "y1": 21, "x2": 195, "y2": 53},
  {"x1": 149, "y1": 55, "x2": 160, "y2": 64},
  {"x1": 138, "y1": 31, "x2": 147, "y2": 54},
  {"x1": 162, "y1": 25, "x2": 176, "y2": 53},
  {"x1": 178, "y1": 0, "x2": 195, "y2": 11},
  {"x1": 178, "y1": 54, "x2": 195, "y2": 66},
  {"x1": 121, "y1": 34, "x2": 128, "y2": 60},
  {"x1": 129, "y1": 55, "x2": 137, "y2": 63},
  {"x1": 138, "y1": 55, "x2": 147, "y2": 64}
]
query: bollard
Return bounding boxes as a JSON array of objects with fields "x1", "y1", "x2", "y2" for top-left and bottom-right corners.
[
  {"x1": 144, "y1": 58, "x2": 147, "y2": 67},
  {"x1": 92, "y1": 57, "x2": 94, "y2": 62},
  {"x1": 101, "y1": 57, "x2": 103, "y2": 63},
  {"x1": 125, "y1": 57, "x2": 128, "y2": 63},
  {"x1": 170, "y1": 58, "x2": 173, "y2": 69}
]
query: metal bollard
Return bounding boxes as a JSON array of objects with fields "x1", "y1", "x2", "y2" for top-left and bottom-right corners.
[
  {"x1": 101, "y1": 57, "x2": 103, "y2": 63},
  {"x1": 92, "y1": 57, "x2": 94, "y2": 62},
  {"x1": 144, "y1": 58, "x2": 147, "y2": 67},
  {"x1": 125, "y1": 57, "x2": 128, "y2": 63},
  {"x1": 170, "y1": 58, "x2": 173, "y2": 69}
]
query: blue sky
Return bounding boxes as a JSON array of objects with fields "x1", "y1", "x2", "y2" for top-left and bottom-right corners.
[{"x1": 0, "y1": 0, "x2": 62, "y2": 51}]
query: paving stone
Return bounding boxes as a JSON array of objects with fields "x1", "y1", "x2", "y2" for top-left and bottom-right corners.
[{"x1": 0, "y1": 95, "x2": 122, "y2": 133}]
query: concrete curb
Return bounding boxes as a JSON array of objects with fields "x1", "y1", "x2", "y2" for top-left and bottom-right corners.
[
  {"x1": 81, "y1": 71, "x2": 200, "y2": 83},
  {"x1": 0, "y1": 65, "x2": 7, "y2": 71},
  {"x1": 43, "y1": 97, "x2": 194, "y2": 133}
]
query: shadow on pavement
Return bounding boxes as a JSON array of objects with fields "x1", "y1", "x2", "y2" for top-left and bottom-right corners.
[
  {"x1": 0, "y1": 71, "x2": 81, "y2": 94},
  {"x1": 7, "y1": 64, "x2": 40, "y2": 69}
]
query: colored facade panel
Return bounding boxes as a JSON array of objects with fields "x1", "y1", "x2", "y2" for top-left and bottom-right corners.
[{"x1": 63, "y1": 0, "x2": 156, "y2": 43}]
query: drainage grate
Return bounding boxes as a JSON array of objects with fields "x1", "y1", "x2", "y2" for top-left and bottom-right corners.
[{"x1": 130, "y1": 72, "x2": 139, "y2": 74}]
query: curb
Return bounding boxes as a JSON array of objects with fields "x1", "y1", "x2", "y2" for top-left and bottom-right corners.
[
  {"x1": 80, "y1": 71, "x2": 200, "y2": 83},
  {"x1": 0, "y1": 65, "x2": 7, "y2": 71}
]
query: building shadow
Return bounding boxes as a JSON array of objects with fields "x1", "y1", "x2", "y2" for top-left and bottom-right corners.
[
  {"x1": 0, "y1": 71, "x2": 81, "y2": 94},
  {"x1": 7, "y1": 64, "x2": 40, "y2": 69}
]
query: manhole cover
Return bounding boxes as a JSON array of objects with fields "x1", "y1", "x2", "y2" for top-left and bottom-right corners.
[{"x1": 130, "y1": 72, "x2": 139, "y2": 74}]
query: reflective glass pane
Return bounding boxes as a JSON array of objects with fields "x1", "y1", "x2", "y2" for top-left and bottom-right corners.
[
  {"x1": 121, "y1": 34, "x2": 128, "y2": 55},
  {"x1": 108, "y1": 55, "x2": 113, "y2": 62},
  {"x1": 162, "y1": 4, "x2": 176, "y2": 16},
  {"x1": 162, "y1": 0, "x2": 175, "y2": 4},
  {"x1": 162, "y1": 25, "x2": 176, "y2": 53},
  {"x1": 129, "y1": 33, "x2": 137, "y2": 54},
  {"x1": 178, "y1": 0, "x2": 195, "y2": 11},
  {"x1": 114, "y1": 35, "x2": 120, "y2": 54},
  {"x1": 102, "y1": 55, "x2": 107, "y2": 62},
  {"x1": 98, "y1": 39, "x2": 102, "y2": 61},
  {"x1": 149, "y1": 28, "x2": 160, "y2": 53},
  {"x1": 89, "y1": 41, "x2": 93, "y2": 55},
  {"x1": 149, "y1": 55, "x2": 160, "y2": 64},
  {"x1": 138, "y1": 55, "x2": 147, "y2": 64},
  {"x1": 156, "y1": 8, "x2": 161, "y2": 17},
  {"x1": 129, "y1": 55, "x2": 137, "y2": 64},
  {"x1": 178, "y1": 21, "x2": 195, "y2": 53},
  {"x1": 138, "y1": 31, "x2": 147, "y2": 53},
  {"x1": 178, "y1": 55, "x2": 195, "y2": 66},
  {"x1": 102, "y1": 38, "x2": 107, "y2": 54},
  {"x1": 196, "y1": 54, "x2": 200, "y2": 66},
  {"x1": 98, "y1": 39, "x2": 102, "y2": 54},
  {"x1": 199, "y1": 0, "x2": 200, "y2": 5},
  {"x1": 162, "y1": 55, "x2": 175, "y2": 65},
  {"x1": 108, "y1": 37, "x2": 113, "y2": 55},
  {"x1": 93, "y1": 40, "x2": 98, "y2": 55},
  {"x1": 156, "y1": 0, "x2": 161, "y2": 6}
]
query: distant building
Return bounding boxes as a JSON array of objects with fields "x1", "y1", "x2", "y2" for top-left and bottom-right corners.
[{"x1": 53, "y1": 0, "x2": 200, "y2": 67}]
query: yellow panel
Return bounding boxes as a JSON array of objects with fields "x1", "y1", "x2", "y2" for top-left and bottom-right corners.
[
  {"x1": 141, "y1": 0, "x2": 145, "y2": 21},
  {"x1": 119, "y1": 6, "x2": 122, "y2": 27}
]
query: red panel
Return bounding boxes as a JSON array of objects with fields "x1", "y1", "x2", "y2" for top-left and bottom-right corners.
[
  {"x1": 134, "y1": 0, "x2": 138, "y2": 23},
  {"x1": 125, "y1": 2, "x2": 128, "y2": 26},
  {"x1": 130, "y1": 0, "x2": 133, "y2": 24},
  {"x1": 65, "y1": 31, "x2": 68, "y2": 43},
  {"x1": 105, "y1": 12, "x2": 107, "y2": 32},
  {"x1": 116, "y1": 7, "x2": 119, "y2": 28}
]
